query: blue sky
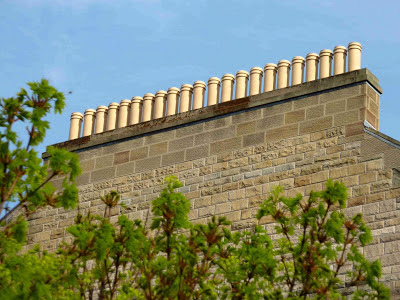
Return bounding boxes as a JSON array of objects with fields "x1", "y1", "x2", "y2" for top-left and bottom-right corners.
[{"x1": 1, "y1": 0, "x2": 399, "y2": 156}]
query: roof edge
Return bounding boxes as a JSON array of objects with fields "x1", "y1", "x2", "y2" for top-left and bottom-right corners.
[{"x1": 43, "y1": 68, "x2": 381, "y2": 158}]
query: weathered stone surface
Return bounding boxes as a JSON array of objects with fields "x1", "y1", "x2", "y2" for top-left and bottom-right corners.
[{"x1": 17, "y1": 72, "x2": 400, "y2": 293}]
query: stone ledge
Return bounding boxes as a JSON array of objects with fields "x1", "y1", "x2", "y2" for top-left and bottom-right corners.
[{"x1": 43, "y1": 68, "x2": 381, "y2": 159}]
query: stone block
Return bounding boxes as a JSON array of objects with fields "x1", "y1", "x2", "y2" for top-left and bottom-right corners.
[
  {"x1": 222, "y1": 182, "x2": 238, "y2": 192},
  {"x1": 341, "y1": 175, "x2": 358, "y2": 187},
  {"x1": 144, "y1": 130, "x2": 175, "y2": 145},
  {"x1": 334, "y1": 110, "x2": 359, "y2": 126},
  {"x1": 300, "y1": 164, "x2": 322, "y2": 175},
  {"x1": 311, "y1": 171, "x2": 329, "y2": 183},
  {"x1": 116, "y1": 161, "x2": 135, "y2": 176},
  {"x1": 228, "y1": 189, "x2": 245, "y2": 200},
  {"x1": 130, "y1": 147, "x2": 149, "y2": 161},
  {"x1": 256, "y1": 114, "x2": 284, "y2": 130},
  {"x1": 95, "y1": 154, "x2": 113, "y2": 169},
  {"x1": 231, "y1": 220, "x2": 256, "y2": 231},
  {"x1": 326, "y1": 145, "x2": 344, "y2": 154},
  {"x1": 114, "y1": 151, "x2": 130, "y2": 165},
  {"x1": 294, "y1": 175, "x2": 311, "y2": 187},
  {"x1": 215, "y1": 203, "x2": 231, "y2": 214},
  {"x1": 330, "y1": 167, "x2": 348, "y2": 179},
  {"x1": 236, "y1": 121, "x2": 256, "y2": 135},
  {"x1": 279, "y1": 147, "x2": 295, "y2": 157},
  {"x1": 233, "y1": 109, "x2": 261, "y2": 123},
  {"x1": 175, "y1": 123, "x2": 204, "y2": 137},
  {"x1": 280, "y1": 178, "x2": 294, "y2": 189},
  {"x1": 149, "y1": 142, "x2": 168, "y2": 156},
  {"x1": 176, "y1": 161, "x2": 193, "y2": 172},
  {"x1": 91, "y1": 167, "x2": 115, "y2": 183},
  {"x1": 349, "y1": 163, "x2": 365, "y2": 175},
  {"x1": 285, "y1": 109, "x2": 305, "y2": 124},
  {"x1": 199, "y1": 206, "x2": 215, "y2": 217},
  {"x1": 306, "y1": 105, "x2": 324, "y2": 120},
  {"x1": 201, "y1": 186, "x2": 221, "y2": 196},
  {"x1": 261, "y1": 101, "x2": 292, "y2": 116},
  {"x1": 352, "y1": 185, "x2": 370, "y2": 197},
  {"x1": 36, "y1": 231, "x2": 51, "y2": 242},
  {"x1": 385, "y1": 241, "x2": 400, "y2": 254},
  {"x1": 249, "y1": 195, "x2": 264, "y2": 207},
  {"x1": 194, "y1": 197, "x2": 211, "y2": 208},
  {"x1": 80, "y1": 159, "x2": 95, "y2": 172},
  {"x1": 204, "y1": 117, "x2": 231, "y2": 130},
  {"x1": 347, "y1": 95, "x2": 366, "y2": 110},
  {"x1": 310, "y1": 130, "x2": 326, "y2": 141},
  {"x1": 364, "y1": 244, "x2": 384, "y2": 258},
  {"x1": 76, "y1": 173, "x2": 90, "y2": 186},
  {"x1": 232, "y1": 199, "x2": 248, "y2": 211},
  {"x1": 380, "y1": 199, "x2": 396, "y2": 213},
  {"x1": 210, "y1": 137, "x2": 242, "y2": 155},
  {"x1": 345, "y1": 121, "x2": 364, "y2": 137},
  {"x1": 244, "y1": 170, "x2": 262, "y2": 179},
  {"x1": 359, "y1": 172, "x2": 377, "y2": 184},
  {"x1": 186, "y1": 144, "x2": 210, "y2": 161},
  {"x1": 371, "y1": 180, "x2": 391, "y2": 192},
  {"x1": 217, "y1": 152, "x2": 233, "y2": 162},
  {"x1": 162, "y1": 151, "x2": 185, "y2": 166},
  {"x1": 275, "y1": 163, "x2": 295, "y2": 172},
  {"x1": 293, "y1": 95, "x2": 319, "y2": 109},
  {"x1": 265, "y1": 124, "x2": 299, "y2": 142},
  {"x1": 194, "y1": 127, "x2": 235, "y2": 146},
  {"x1": 246, "y1": 185, "x2": 262, "y2": 197},
  {"x1": 168, "y1": 136, "x2": 194, "y2": 152},
  {"x1": 243, "y1": 132, "x2": 265, "y2": 147},
  {"x1": 211, "y1": 193, "x2": 228, "y2": 204},
  {"x1": 364, "y1": 203, "x2": 379, "y2": 215},
  {"x1": 319, "y1": 85, "x2": 360, "y2": 103},
  {"x1": 135, "y1": 156, "x2": 161, "y2": 172},
  {"x1": 299, "y1": 117, "x2": 333, "y2": 134},
  {"x1": 102, "y1": 138, "x2": 143, "y2": 155},
  {"x1": 325, "y1": 99, "x2": 346, "y2": 115},
  {"x1": 154, "y1": 166, "x2": 175, "y2": 177},
  {"x1": 367, "y1": 160, "x2": 383, "y2": 171}
]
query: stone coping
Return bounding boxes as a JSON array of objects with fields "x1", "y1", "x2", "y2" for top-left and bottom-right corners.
[{"x1": 43, "y1": 68, "x2": 381, "y2": 159}]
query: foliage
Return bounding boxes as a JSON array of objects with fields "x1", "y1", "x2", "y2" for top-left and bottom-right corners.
[
  {"x1": 59, "y1": 177, "x2": 389, "y2": 299},
  {"x1": 0, "y1": 79, "x2": 81, "y2": 299}
]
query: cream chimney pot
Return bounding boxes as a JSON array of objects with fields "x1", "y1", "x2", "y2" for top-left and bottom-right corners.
[
  {"x1": 277, "y1": 60, "x2": 291, "y2": 89},
  {"x1": 291, "y1": 56, "x2": 305, "y2": 86},
  {"x1": 306, "y1": 53, "x2": 319, "y2": 82},
  {"x1": 95, "y1": 105, "x2": 108, "y2": 134},
  {"x1": 117, "y1": 99, "x2": 131, "y2": 128},
  {"x1": 333, "y1": 46, "x2": 347, "y2": 75},
  {"x1": 82, "y1": 109, "x2": 96, "y2": 137},
  {"x1": 166, "y1": 87, "x2": 180, "y2": 116},
  {"x1": 264, "y1": 63, "x2": 277, "y2": 92},
  {"x1": 142, "y1": 93, "x2": 155, "y2": 122},
  {"x1": 129, "y1": 96, "x2": 142, "y2": 125},
  {"x1": 221, "y1": 74, "x2": 235, "y2": 102},
  {"x1": 348, "y1": 42, "x2": 362, "y2": 71},
  {"x1": 192, "y1": 81, "x2": 206, "y2": 110},
  {"x1": 105, "y1": 102, "x2": 119, "y2": 131},
  {"x1": 319, "y1": 49, "x2": 333, "y2": 79},
  {"x1": 153, "y1": 90, "x2": 167, "y2": 119},
  {"x1": 235, "y1": 70, "x2": 249, "y2": 99},
  {"x1": 69, "y1": 112, "x2": 83, "y2": 140},
  {"x1": 249, "y1": 67, "x2": 263, "y2": 96},
  {"x1": 179, "y1": 84, "x2": 193, "y2": 113},
  {"x1": 207, "y1": 77, "x2": 221, "y2": 106}
]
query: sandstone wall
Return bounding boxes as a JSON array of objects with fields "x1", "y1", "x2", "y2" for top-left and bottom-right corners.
[{"x1": 17, "y1": 69, "x2": 400, "y2": 294}]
